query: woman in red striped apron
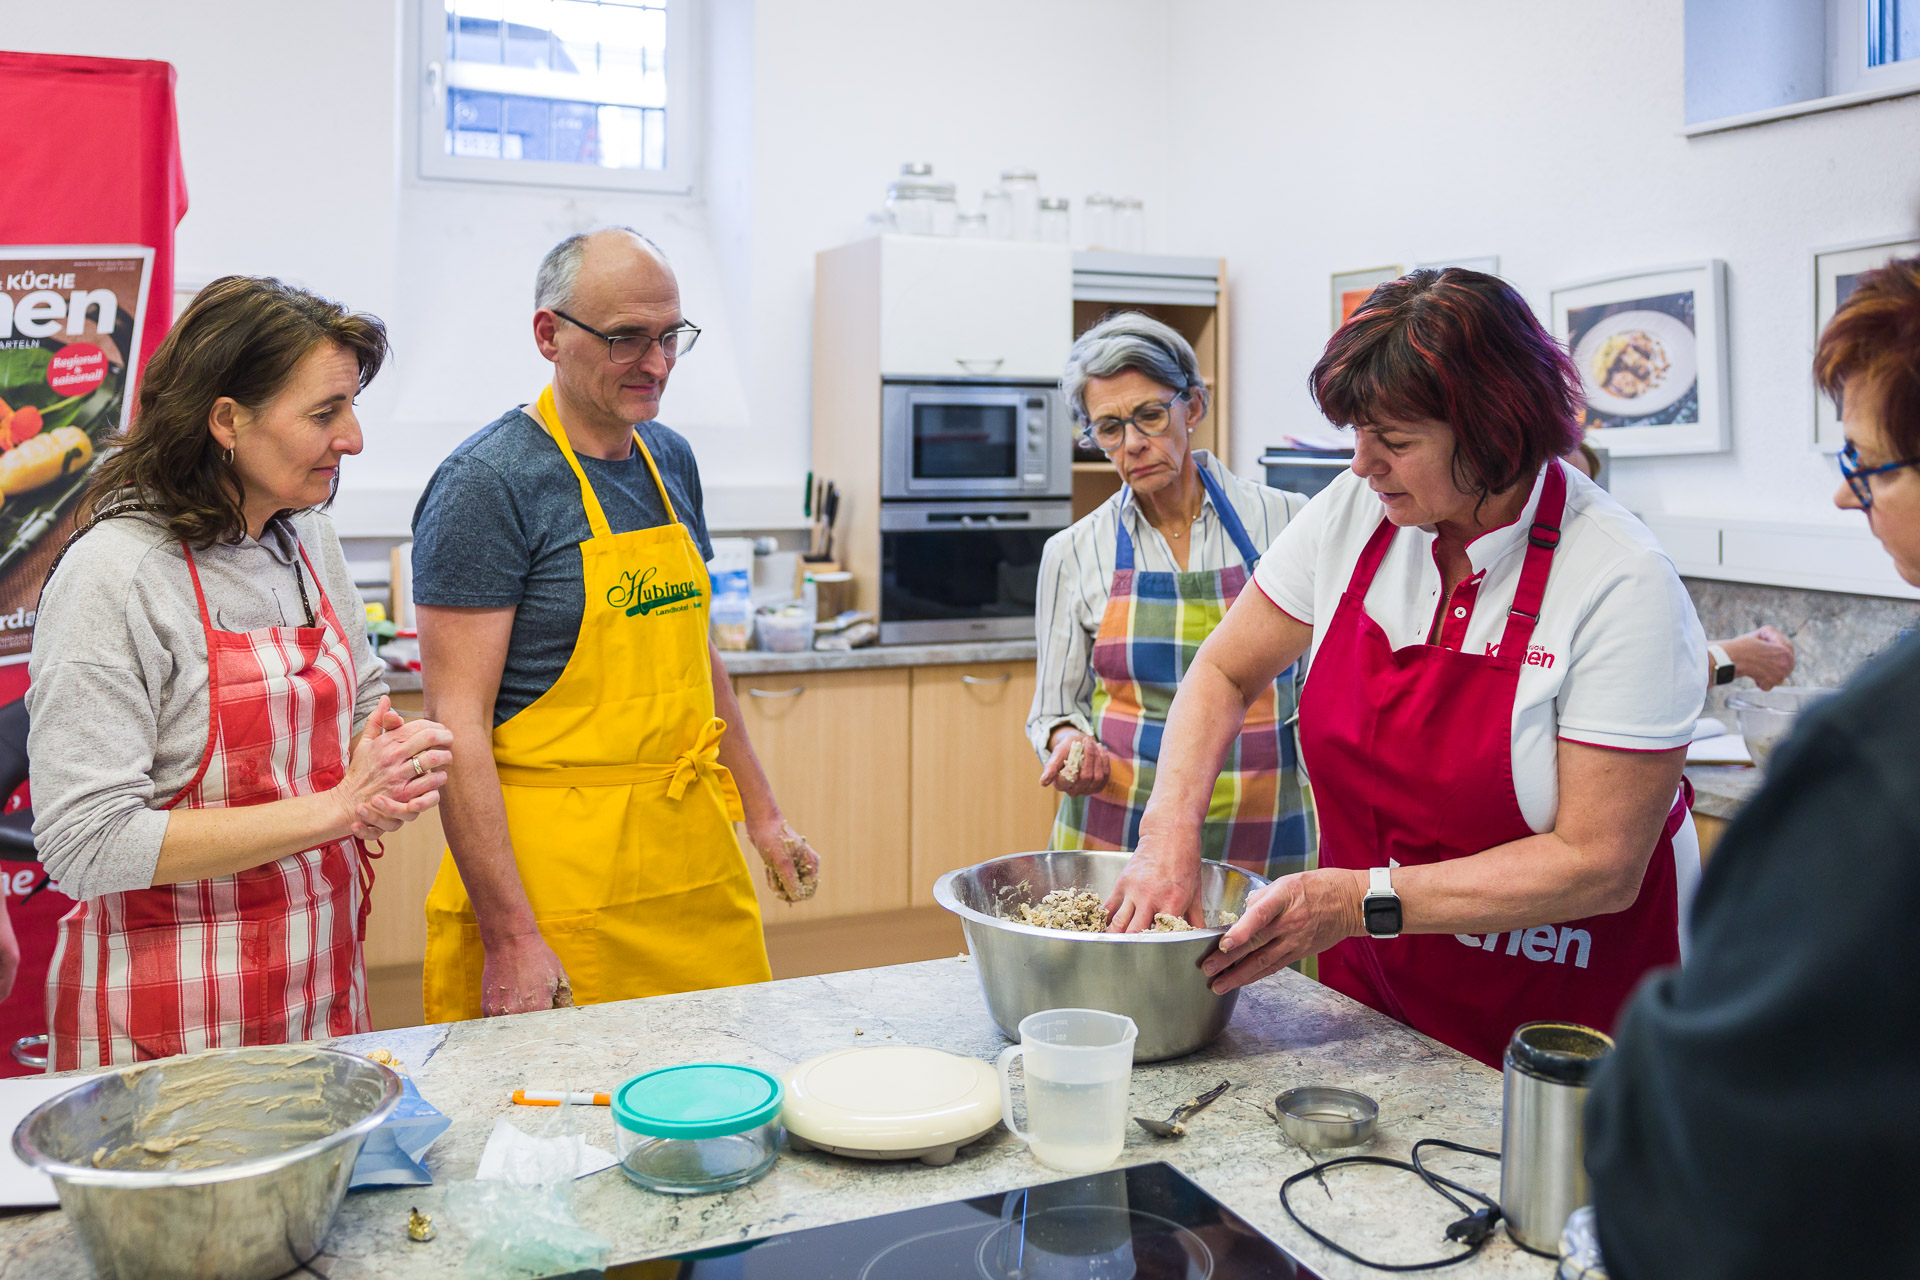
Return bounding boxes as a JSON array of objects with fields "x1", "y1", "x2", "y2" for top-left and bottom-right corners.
[
  {"x1": 27, "y1": 277, "x2": 453, "y2": 1070},
  {"x1": 1108, "y1": 269, "x2": 1705, "y2": 1067},
  {"x1": 1032, "y1": 314, "x2": 1310, "y2": 887}
]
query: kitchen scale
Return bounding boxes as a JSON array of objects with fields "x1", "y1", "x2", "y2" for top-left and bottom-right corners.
[{"x1": 609, "y1": 1161, "x2": 1328, "y2": 1279}]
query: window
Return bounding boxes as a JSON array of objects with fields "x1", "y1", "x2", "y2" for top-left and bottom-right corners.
[
  {"x1": 417, "y1": 0, "x2": 693, "y2": 192},
  {"x1": 1685, "y1": 0, "x2": 1920, "y2": 133}
]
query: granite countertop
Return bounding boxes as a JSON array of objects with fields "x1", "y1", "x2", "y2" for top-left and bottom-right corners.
[
  {"x1": 720, "y1": 639, "x2": 1036, "y2": 675},
  {"x1": 0, "y1": 960, "x2": 1545, "y2": 1279},
  {"x1": 1685, "y1": 765, "x2": 1763, "y2": 821},
  {"x1": 378, "y1": 642, "x2": 1037, "y2": 694}
]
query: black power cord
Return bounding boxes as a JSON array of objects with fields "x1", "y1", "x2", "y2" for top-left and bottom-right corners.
[{"x1": 1279, "y1": 1138, "x2": 1558, "y2": 1270}]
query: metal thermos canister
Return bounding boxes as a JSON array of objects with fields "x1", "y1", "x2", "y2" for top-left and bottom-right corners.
[{"x1": 1500, "y1": 1021, "x2": 1614, "y2": 1253}]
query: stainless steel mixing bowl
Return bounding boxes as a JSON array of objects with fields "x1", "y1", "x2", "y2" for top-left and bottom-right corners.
[
  {"x1": 934, "y1": 849, "x2": 1266, "y2": 1062},
  {"x1": 13, "y1": 1045, "x2": 401, "y2": 1280}
]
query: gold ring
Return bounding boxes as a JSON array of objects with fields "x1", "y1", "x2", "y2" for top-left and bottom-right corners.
[{"x1": 410, "y1": 754, "x2": 427, "y2": 779}]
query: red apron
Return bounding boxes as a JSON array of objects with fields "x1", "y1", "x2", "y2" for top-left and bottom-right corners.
[
  {"x1": 1298, "y1": 461, "x2": 1681, "y2": 1068},
  {"x1": 47, "y1": 541, "x2": 375, "y2": 1071}
]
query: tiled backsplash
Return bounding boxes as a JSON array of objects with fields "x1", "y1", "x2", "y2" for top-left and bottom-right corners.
[{"x1": 1685, "y1": 578, "x2": 1919, "y2": 717}]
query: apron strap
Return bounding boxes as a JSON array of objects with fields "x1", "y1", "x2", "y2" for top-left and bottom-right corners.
[
  {"x1": 1346, "y1": 511, "x2": 1401, "y2": 596},
  {"x1": 531, "y1": 385, "x2": 681, "y2": 540},
  {"x1": 494, "y1": 716, "x2": 745, "y2": 819},
  {"x1": 1113, "y1": 464, "x2": 1260, "y2": 572},
  {"x1": 1196, "y1": 464, "x2": 1262, "y2": 567},
  {"x1": 1496, "y1": 459, "x2": 1569, "y2": 657}
]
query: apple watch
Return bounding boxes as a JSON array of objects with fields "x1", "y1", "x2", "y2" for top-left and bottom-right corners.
[
  {"x1": 1707, "y1": 644, "x2": 1736, "y2": 686},
  {"x1": 1362, "y1": 866, "x2": 1401, "y2": 939}
]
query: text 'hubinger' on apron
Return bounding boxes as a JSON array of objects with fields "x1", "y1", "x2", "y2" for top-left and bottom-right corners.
[
  {"x1": 422, "y1": 387, "x2": 769, "y2": 1020},
  {"x1": 1299, "y1": 460, "x2": 1682, "y2": 1068},
  {"x1": 1052, "y1": 465, "x2": 1311, "y2": 881}
]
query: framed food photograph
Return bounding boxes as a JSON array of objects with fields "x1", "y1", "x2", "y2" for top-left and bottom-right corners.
[
  {"x1": 1330, "y1": 265, "x2": 1403, "y2": 332},
  {"x1": 1814, "y1": 235, "x2": 1920, "y2": 449},
  {"x1": 1549, "y1": 260, "x2": 1729, "y2": 457}
]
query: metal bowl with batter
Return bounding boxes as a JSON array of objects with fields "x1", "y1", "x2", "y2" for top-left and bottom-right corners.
[
  {"x1": 934, "y1": 849, "x2": 1266, "y2": 1062},
  {"x1": 13, "y1": 1044, "x2": 401, "y2": 1280}
]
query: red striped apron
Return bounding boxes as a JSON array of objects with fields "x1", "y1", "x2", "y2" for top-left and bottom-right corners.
[{"x1": 47, "y1": 541, "x2": 375, "y2": 1071}]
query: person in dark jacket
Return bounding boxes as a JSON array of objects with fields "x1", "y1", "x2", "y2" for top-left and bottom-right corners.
[{"x1": 1585, "y1": 255, "x2": 1920, "y2": 1277}]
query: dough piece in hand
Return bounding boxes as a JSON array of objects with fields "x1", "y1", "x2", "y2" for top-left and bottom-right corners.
[
  {"x1": 1058, "y1": 736, "x2": 1087, "y2": 785},
  {"x1": 765, "y1": 824, "x2": 821, "y2": 903},
  {"x1": 1149, "y1": 913, "x2": 1194, "y2": 932}
]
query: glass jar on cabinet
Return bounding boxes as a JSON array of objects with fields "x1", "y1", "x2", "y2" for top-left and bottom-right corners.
[
  {"x1": 1000, "y1": 170, "x2": 1041, "y2": 240},
  {"x1": 1037, "y1": 197, "x2": 1070, "y2": 244}
]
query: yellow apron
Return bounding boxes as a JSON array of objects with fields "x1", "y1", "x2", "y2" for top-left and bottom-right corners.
[{"x1": 421, "y1": 386, "x2": 770, "y2": 1021}]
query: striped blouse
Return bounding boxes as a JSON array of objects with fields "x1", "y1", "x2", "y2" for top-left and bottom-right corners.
[{"x1": 1025, "y1": 450, "x2": 1307, "y2": 758}]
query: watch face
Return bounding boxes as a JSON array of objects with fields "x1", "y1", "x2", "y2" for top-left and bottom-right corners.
[{"x1": 1364, "y1": 899, "x2": 1401, "y2": 936}]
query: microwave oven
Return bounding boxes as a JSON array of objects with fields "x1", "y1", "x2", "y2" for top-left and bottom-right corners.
[{"x1": 881, "y1": 379, "x2": 1071, "y2": 501}]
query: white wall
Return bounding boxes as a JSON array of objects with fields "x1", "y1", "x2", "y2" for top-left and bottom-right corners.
[
  {"x1": 1166, "y1": 0, "x2": 1920, "y2": 532},
  {"x1": 10, "y1": 0, "x2": 1917, "y2": 542}
]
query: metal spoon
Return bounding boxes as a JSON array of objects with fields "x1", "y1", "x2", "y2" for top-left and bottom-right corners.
[{"x1": 1134, "y1": 1079, "x2": 1230, "y2": 1139}]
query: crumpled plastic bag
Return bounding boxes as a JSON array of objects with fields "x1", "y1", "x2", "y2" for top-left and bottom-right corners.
[
  {"x1": 446, "y1": 1095, "x2": 611, "y2": 1277},
  {"x1": 446, "y1": 1181, "x2": 611, "y2": 1277}
]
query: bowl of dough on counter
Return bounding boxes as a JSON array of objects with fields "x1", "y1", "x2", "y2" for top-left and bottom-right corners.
[
  {"x1": 933, "y1": 849, "x2": 1264, "y2": 1062},
  {"x1": 12, "y1": 1045, "x2": 401, "y2": 1280}
]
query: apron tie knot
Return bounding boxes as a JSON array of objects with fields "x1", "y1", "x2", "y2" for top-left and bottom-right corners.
[{"x1": 667, "y1": 717, "x2": 730, "y2": 802}]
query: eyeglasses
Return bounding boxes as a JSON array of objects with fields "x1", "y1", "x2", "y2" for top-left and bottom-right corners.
[
  {"x1": 553, "y1": 310, "x2": 702, "y2": 364},
  {"x1": 1837, "y1": 439, "x2": 1920, "y2": 509},
  {"x1": 1082, "y1": 390, "x2": 1189, "y2": 451}
]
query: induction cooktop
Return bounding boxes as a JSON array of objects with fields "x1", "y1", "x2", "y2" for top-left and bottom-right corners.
[{"x1": 610, "y1": 1161, "x2": 1327, "y2": 1279}]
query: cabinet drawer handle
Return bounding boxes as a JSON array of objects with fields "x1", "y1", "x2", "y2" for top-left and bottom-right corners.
[
  {"x1": 747, "y1": 685, "x2": 806, "y2": 699},
  {"x1": 955, "y1": 357, "x2": 1005, "y2": 374},
  {"x1": 960, "y1": 672, "x2": 1012, "y2": 685}
]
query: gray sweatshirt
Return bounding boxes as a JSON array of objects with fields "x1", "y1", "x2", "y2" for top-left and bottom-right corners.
[{"x1": 27, "y1": 509, "x2": 386, "y2": 900}]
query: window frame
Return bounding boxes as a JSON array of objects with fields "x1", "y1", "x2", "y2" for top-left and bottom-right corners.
[
  {"x1": 414, "y1": 0, "x2": 696, "y2": 195},
  {"x1": 1828, "y1": 0, "x2": 1920, "y2": 98}
]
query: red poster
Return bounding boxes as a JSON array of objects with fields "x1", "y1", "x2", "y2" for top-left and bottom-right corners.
[{"x1": 0, "y1": 53, "x2": 186, "y2": 1074}]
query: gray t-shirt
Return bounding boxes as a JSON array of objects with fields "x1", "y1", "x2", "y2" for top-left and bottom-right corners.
[{"x1": 411, "y1": 407, "x2": 714, "y2": 725}]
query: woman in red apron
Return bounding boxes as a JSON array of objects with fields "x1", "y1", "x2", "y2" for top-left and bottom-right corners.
[
  {"x1": 27, "y1": 277, "x2": 453, "y2": 1069},
  {"x1": 1109, "y1": 269, "x2": 1705, "y2": 1067}
]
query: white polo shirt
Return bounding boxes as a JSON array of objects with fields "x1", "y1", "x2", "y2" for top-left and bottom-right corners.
[{"x1": 1252, "y1": 463, "x2": 1705, "y2": 833}]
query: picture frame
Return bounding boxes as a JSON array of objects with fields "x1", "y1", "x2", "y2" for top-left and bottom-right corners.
[
  {"x1": 1414, "y1": 254, "x2": 1501, "y2": 277},
  {"x1": 1813, "y1": 235, "x2": 1920, "y2": 450},
  {"x1": 1330, "y1": 265, "x2": 1402, "y2": 332},
  {"x1": 1549, "y1": 260, "x2": 1730, "y2": 457}
]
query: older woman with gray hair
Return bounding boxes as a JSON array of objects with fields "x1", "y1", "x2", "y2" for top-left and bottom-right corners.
[{"x1": 1028, "y1": 312, "x2": 1312, "y2": 881}]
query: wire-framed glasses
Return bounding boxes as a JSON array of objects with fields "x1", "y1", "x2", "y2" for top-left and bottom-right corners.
[
  {"x1": 1837, "y1": 439, "x2": 1920, "y2": 509},
  {"x1": 553, "y1": 310, "x2": 702, "y2": 364},
  {"x1": 1082, "y1": 390, "x2": 1188, "y2": 451}
]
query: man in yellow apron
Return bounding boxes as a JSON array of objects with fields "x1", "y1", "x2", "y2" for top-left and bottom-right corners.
[{"x1": 411, "y1": 228, "x2": 820, "y2": 1019}]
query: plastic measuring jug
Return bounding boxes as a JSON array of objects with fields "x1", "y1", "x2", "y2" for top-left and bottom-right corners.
[{"x1": 997, "y1": 1008, "x2": 1138, "y2": 1173}]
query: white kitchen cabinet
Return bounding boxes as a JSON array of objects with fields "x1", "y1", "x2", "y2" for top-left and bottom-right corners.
[{"x1": 871, "y1": 237, "x2": 1072, "y2": 380}]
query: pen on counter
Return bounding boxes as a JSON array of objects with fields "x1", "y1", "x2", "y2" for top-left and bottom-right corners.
[{"x1": 512, "y1": 1089, "x2": 611, "y2": 1106}]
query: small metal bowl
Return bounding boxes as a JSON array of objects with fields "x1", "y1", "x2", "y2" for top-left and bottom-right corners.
[{"x1": 1275, "y1": 1086, "x2": 1378, "y2": 1150}]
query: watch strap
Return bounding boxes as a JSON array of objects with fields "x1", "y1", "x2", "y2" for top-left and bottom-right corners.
[{"x1": 1707, "y1": 643, "x2": 1735, "y2": 686}]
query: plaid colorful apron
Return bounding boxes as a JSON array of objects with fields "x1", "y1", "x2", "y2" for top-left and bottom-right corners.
[
  {"x1": 48, "y1": 540, "x2": 375, "y2": 1070},
  {"x1": 1050, "y1": 466, "x2": 1310, "y2": 880}
]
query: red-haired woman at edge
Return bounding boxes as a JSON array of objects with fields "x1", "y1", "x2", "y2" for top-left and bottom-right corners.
[{"x1": 1106, "y1": 269, "x2": 1707, "y2": 1068}]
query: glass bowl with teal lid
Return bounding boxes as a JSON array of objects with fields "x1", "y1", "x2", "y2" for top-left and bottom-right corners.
[{"x1": 612, "y1": 1063, "x2": 784, "y2": 1194}]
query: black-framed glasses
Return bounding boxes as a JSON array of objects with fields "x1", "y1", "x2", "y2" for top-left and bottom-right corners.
[
  {"x1": 1081, "y1": 390, "x2": 1189, "y2": 451},
  {"x1": 1837, "y1": 439, "x2": 1920, "y2": 508},
  {"x1": 553, "y1": 310, "x2": 701, "y2": 364}
]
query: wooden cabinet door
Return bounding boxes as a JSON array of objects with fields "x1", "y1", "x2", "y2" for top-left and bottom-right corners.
[
  {"x1": 733, "y1": 668, "x2": 912, "y2": 922},
  {"x1": 909, "y1": 662, "x2": 1059, "y2": 907},
  {"x1": 361, "y1": 691, "x2": 444, "y2": 971}
]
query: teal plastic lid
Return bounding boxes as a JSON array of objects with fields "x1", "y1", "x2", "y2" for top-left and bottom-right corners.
[{"x1": 613, "y1": 1064, "x2": 784, "y2": 1139}]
